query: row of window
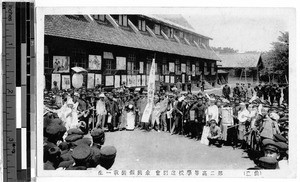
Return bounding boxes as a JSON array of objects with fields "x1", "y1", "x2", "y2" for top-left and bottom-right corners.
[{"x1": 90, "y1": 14, "x2": 209, "y2": 46}]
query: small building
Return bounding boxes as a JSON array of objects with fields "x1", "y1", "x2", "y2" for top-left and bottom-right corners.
[
  {"x1": 217, "y1": 53, "x2": 263, "y2": 84},
  {"x1": 44, "y1": 14, "x2": 221, "y2": 92}
]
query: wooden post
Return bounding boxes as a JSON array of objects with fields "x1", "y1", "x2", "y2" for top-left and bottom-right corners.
[{"x1": 239, "y1": 69, "x2": 243, "y2": 82}]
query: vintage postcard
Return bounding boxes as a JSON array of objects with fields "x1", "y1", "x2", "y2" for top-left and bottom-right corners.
[{"x1": 35, "y1": 3, "x2": 297, "y2": 181}]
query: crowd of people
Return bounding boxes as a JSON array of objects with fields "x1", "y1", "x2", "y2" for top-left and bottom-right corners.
[{"x1": 44, "y1": 81, "x2": 289, "y2": 170}]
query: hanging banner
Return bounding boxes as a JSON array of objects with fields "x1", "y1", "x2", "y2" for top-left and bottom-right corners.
[
  {"x1": 121, "y1": 75, "x2": 127, "y2": 86},
  {"x1": 136, "y1": 75, "x2": 141, "y2": 86},
  {"x1": 114, "y1": 75, "x2": 121, "y2": 88},
  {"x1": 116, "y1": 57, "x2": 126, "y2": 70},
  {"x1": 141, "y1": 58, "x2": 155, "y2": 123},
  {"x1": 139, "y1": 62, "x2": 144, "y2": 74},
  {"x1": 87, "y1": 73, "x2": 95, "y2": 89},
  {"x1": 165, "y1": 75, "x2": 169, "y2": 83},
  {"x1": 192, "y1": 64, "x2": 196, "y2": 76},
  {"x1": 105, "y1": 75, "x2": 114, "y2": 86},
  {"x1": 72, "y1": 73, "x2": 84, "y2": 88},
  {"x1": 169, "y1": 62, "x2": 175, "y2": 72},
  {"x1": 88, "y1": 55, "x2": 102, "y2": 70},
  {"x1": 182, "y1": 74, "x2": 185, "y2": 83},
  {"x1": 51, "y1": 74, "x2": 61, "y2": 90},
  {"x1": 181, "y1": 63, "x2": 186, "y2": 73},
  {"x1": 61, "y1": 75, "x2": 71, "y2": 90},
  {"x1": 95, "y1": 74, "x2": 102, "y2": 86},
  {"x1": 53, "y1": 56, "x2": 70, "y2": 73}
]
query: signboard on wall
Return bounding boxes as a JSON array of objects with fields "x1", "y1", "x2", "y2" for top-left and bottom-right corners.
[
  {"x1": 165, "y1": 75, "x2": 169, "y2": 83},
  {"x1": 89, "y1": 55, "x2": 102, "y2": 70},
  {"x1": 95, "y1": 74, "x2": 102, "y2": 86},
  {"x1": 51, "y1": 74, "x2": 61, "y2": 90},
  {"x1": 115, "y1": 75, "x2": 121, "y2": 88},
  {"x1": 136, "y1": 75, "x2": 141, "y2": 86},
  {"x1": 170, "y1": 76, "x2": 175, "y2": 83},
  {"x1": 139, "y1": 62, "x2": 144, "y2": 74},
  {"x1": 116, "y1": 57, "x2": 126, "y2": 70},
  {"x1": 87, "y1": 73, "x2": 95, "y2": 89},
  {"x1": 169, "y1": 62, "x2": 175, "y2": 72},
  {"x1": 181, "y1": 63, "x2": 186, "y2": 73},
  {"x1": 105, "y1": 75, "x2": 114, "y2": 86},
  {"x1": 121, "y1": 75, "x2": 127, "y2": 86},
  {"x1": 192, "y1": 64, "x2": 196, "y2": 76},
  {"x1": 182, "y1": 74, "x2": 185, "y2": 83},
  {"x1": 61, "y1": 75, "x2": 71, "y2": 90},
  {"x1": 142, "y1": 75, "x2": 146, "y2": 86},
  {"x1": 53, "y1": 56, "x2": 70, "y2": 73}
]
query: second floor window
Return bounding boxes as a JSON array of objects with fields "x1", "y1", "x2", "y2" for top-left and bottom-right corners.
[
  {"x1": 92, "y1": 15, "x2": 105, "y2": 22},
  {"x1": 118, "y1": 15, "x2": 127, "y2": 26},
  {"x1": 154, "y1": 24, "x2": 160, "y2": 35},
  {"x1": 138, "y1": 19, "x2": 146, "y2": 31}
]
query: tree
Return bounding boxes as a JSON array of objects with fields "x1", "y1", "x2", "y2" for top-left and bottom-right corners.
[{"x1": 260, "y1": 32, "x2": 289, "y2": 83}]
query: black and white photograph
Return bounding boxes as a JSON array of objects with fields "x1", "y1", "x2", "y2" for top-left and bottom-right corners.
[{"x1": 35, "y1": 3, "x2": 297, "y2": 180}]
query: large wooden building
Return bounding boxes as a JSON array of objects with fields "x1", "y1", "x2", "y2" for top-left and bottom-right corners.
[
  {"x1": 44, "y1": 14, "x2": 221, "y2": 91},
  {"x1": 217, "y1": 53, "x2": 263, "y2": 84}
]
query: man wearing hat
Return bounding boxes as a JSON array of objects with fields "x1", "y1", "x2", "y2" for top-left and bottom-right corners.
[
  {"x1": 246, "y1": 83, "x2": 254, "y2": 99},
  {"x1": 95, "y1": 93, "x2": 108, "y2": 129},
  {"x1": 106, "y1": 93, "x2": 119, "y2": 131},
  {"x1": 254, "y1": 82, "x2": 263, "y2": 99}
]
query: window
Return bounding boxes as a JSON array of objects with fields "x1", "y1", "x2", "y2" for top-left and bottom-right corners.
[
  {"x1": 195, "y1": 61, "x2": 200, "y2": 75},
  {"x1": 138, "y1": 19, "x2": 146, "y2": 31},
  {"x1": 71, "y1": 48, "x2": 87, "y2": 68},
  {"x1": 179, "y1": 31, "x2": 184, "y2": 38},
  {"x1": 175, "y1": 59, "x2": 181, "y2": 75},
  {"x1": 127, "y1": 53, "x2": 137, "y2": 74},
  {"x1": 204, "y1": 62, "x2": 209, "y2": 75},
  {"x1": 187, "y1": 61, "x2": 191, "y2": 75},
  {"x1": 92, "y1": 15, "x2": 105, "y2": 22},
  {"x1": 211, "y1": 62, "x2": 216, "y2": 75},
  {"x1": 170, "y1": 28, "x2": 174, "y2": 38},
  {"x1": 154, "y1": 24, "x2": 160, "y2": 35},
  {"x1": 118, "y1": 15, "x2": 127, "y2": 26}
]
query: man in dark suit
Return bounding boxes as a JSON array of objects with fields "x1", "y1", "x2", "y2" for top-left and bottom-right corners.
[{"x1": 222, "y1": 84, "x2": 231, "y2": 100}]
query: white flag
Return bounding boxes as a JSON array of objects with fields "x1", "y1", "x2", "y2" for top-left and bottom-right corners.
[{"x1": 141, "y1": 58, "x2": 155, "y2": 123}]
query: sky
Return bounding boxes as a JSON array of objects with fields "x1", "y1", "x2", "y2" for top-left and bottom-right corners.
[{"x1": 182, "y1": 8, "x2": 294, "y2": 53}]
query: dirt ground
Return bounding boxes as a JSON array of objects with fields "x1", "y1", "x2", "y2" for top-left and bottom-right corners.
[{"x1": 104, "y1": 129, "x2": 255, "y2": 170}]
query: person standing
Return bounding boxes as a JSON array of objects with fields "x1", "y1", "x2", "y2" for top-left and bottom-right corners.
[
  {"x1": 237, "y1": 102, "x2": 250, "y2": 149},
  {"x1": 95, "y1": 93, "x2": 108, "y2": 129},
  {"x1": 262, "y1": 83, "x2": 270, "y2": 102},
  {"x1": 205, "y1": 98, "x2": 219, "y2": 125},
  {"x1": 106, "y1": 94, "x2": 119, "y2": 132},
  {"x1": 233, "y1": 83, "x2": 241, "y2": 98},
  {"x1": 246, "y1": 83, "x2": 254, "y2": 99},
  {"x1": 275, "y1": 84, "x2": 282, "y2": 107},
  {"x1": 52, "y1": 81, "x2": 59, "y2": 94},
  {"x1": 254, "y1": 82, "x2": 263, "y2": 99},
  {"x1": 269, "y1": 84, "x2": 276, "y2": 106},
  {"x1": 171, "y1": 96, "x2": 185, "y2": 135},
  {"x1": 222, "y1": 84, "x2": 231, "y2": 100}
]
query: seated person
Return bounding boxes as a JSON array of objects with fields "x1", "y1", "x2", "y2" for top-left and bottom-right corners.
[{"x1": 207, "y1": 119, "x2": 223, "y2": 147}]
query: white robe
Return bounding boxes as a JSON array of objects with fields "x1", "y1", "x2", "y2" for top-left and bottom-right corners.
[{"x1": 206, "y1": 105, "x2": 219, "y2": 123}]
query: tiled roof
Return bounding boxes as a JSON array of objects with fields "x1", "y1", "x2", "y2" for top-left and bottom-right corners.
[
  {"x1": 218, "y1": 53, "x2": 262, "y2": 68},
  {"x1": 44, "y1": 15, "x2": 220, "y2": 61}
]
